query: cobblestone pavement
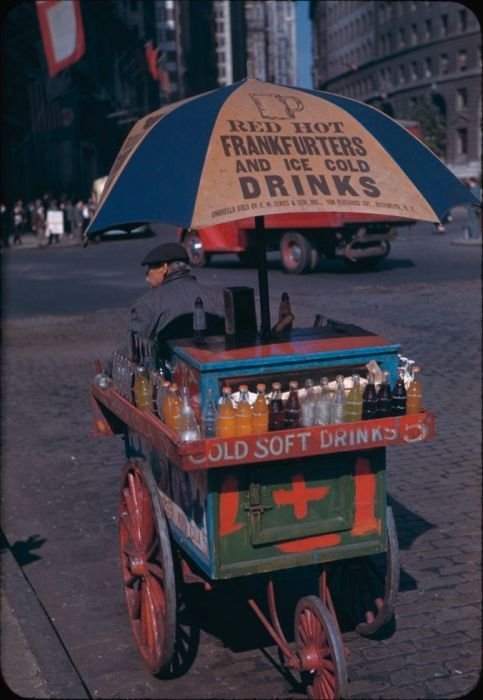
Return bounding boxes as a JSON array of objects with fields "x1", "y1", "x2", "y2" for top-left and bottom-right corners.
[{"x1": 1, "y1": 225, "x2": 481, "y2": 699}]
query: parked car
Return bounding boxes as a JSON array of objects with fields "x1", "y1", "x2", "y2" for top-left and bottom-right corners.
[{"x1": 178, "y1": 211, "x2": 415, "y2": 274}]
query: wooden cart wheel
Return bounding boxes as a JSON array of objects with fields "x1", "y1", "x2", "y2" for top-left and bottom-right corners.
[
  {"x1": 295, "y1": 595, "x2": 348, "y2": 700},
  {"x1": 119, "y1": 459, "x2": 177, "y2": 674},
  {"x1": 327, "y1": 506, "x2": 400, "y2": 636}
]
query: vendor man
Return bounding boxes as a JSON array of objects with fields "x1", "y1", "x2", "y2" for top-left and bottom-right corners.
[{"x1": 129, "y1": 241, "x2": 224, "y2": 340}]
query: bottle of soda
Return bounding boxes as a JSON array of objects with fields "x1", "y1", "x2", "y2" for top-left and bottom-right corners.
[
  {"x1": 284, "y1": 381, "x2": 301, "y2": 429},
  {"x1": 162, "y1": 383, "x2": 182, "y2": 432},
  {"x1": 156, "y1": 379, "x2": 171, "y2": 420},
  {"x1": 332, "y1": 375, "x2": 347, "y2": 424},
  {"x1": 406, "y1": 365, "x2": 423, "y2": 414},
  {"x1": 362, "y1": 372, "x2": 378, "y2": 420},
  {"x1": 252, "y1": 383, "x2": 269, "y2": 434},
  {"x1": 301, "y1": 378, "x2": 316, "y2": 427},
  {"x1": 377, "y1": 371, "x2": 393, "y2": 418},
  {"x1": 345, "y1": 374, "x2": 363, "y2": 422},
  {"x1": 391, "y1": 368, "x2": 407, "y2": 416},
  {"x1": 179, "y1": 387, "x2": 201, "y2": 441},
  {"x1": 193, "y1": 296, "x2": 207, "y2": 341},
  {"x1": 235, "y1": 384, "x2": 253, "y2": 436},
  {"x1": 201, "y1": 387, "x2": 218, "y2": 438},
  {"x1": 216, "y1": 386, "x2": 236, "y2": 437},
  {"x1": 269, "y1": 382, "x2": 285, "y2": 431},
  {"x1": 314, "y1": 377, "x2": 332, "y2": 425},
  {"x1": 134, "y1": 365, "x2": 152, "y2": 410}
]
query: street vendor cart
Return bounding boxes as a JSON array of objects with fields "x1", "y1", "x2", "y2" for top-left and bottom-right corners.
[
  {"x1": 91, "y1": 321, "x2": 434, "y2": 699},
  {"x1": 86, "y1": 76, "x2": 476, "y2": 699}
]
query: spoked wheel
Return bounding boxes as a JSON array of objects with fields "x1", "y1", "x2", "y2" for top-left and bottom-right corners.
[
  {"x1": 327, "y1": 506, "x2": 400, "y2": 636},
  {"x1": 295, "y1": 595, "x2": 348, "y2": 700},
  {"x1": 119, "y1": 460, "x2": 177, "y2": 674}
]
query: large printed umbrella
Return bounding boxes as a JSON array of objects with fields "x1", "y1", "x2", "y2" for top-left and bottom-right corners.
[{"x1": 87, "y1": 77, "x2": 478, "y2": 334}]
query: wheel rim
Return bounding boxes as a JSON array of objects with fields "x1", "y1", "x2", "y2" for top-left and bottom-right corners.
[
  {"x1": 119, "y1": 460, "x2": 176, "y2": 674},
  {"x1": 327, "y1": 506, "x2": 400, "y2": 636},
  {"x1": 184, "y1": 231, "x2": 205, "y2": 266},
  {"x1": 295, "y1": 596, "x2": 348, "y2": 700}
]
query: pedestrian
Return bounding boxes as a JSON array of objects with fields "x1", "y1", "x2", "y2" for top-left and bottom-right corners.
[
  {"x1": 0, "y1": 202, "x2": 10, "y2": 249},
  {"x1": 72, "y1": 200, "x2": 85, "y2": 242},
  {"x1": 463, "y1": 177, "x2": 481, "y2": 240},
  {"x1": 12, "y1": 200, "x2": 24, "y2": 245},
  {"x1": 32, "y1": 199, "x2": 46, "y2": 247},
  {"x1": 46, "y1": 200, "x2": 63, "y2": 245},
  {"x1": 128, "y1": 241, "x2": 224, "y2": 343}
]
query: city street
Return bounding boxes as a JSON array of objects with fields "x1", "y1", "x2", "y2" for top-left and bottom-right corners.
[{"x1": 1, "y1": 209, "x2": 481, "y2": 699}]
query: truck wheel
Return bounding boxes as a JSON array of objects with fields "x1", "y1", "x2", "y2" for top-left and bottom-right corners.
[
  {"x1": 344, "y1": 241, "x2": 390, "y2": 272},
  {"x1": 280, "y1": 232, "x2": 313, "y2": 274},
  {"x1": 182, "y1": 230, "x2": 211, "y2": 268}
]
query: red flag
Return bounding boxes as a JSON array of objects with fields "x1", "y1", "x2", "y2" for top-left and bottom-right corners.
[
  {"x1": 145, "y1": 41, "x2": 159, "y2": 81},
  {"x1": 36, "y1": 1, "x2": 85, "y2": 78}
]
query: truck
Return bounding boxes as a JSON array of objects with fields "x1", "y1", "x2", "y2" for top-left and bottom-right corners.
[
  {"x1": 178, "y1": 210, "x2": 415, "y2": 274},
  {"x1": 178, "y1": 120, "x2": 422, "y2": 274}
]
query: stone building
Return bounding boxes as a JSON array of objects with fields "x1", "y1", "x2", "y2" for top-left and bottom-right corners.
[{"x1": 310, "y1": 0, "x2": 481, "y2": 178}]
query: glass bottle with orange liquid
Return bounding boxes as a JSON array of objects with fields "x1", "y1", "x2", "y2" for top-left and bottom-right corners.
[
  {"x1": 252, "y1": 383, "x2": 269, "y2": 434},
  {"x1": 216, "y1": 386, "x2": 236, "y2": 438},
  {"x1": 406, "y1": 365, "x2": 423, "y2": 414},
  {"x1": 133, "y1": 365, "x2": 152, "y2": 411},
  {"x1": 162, "y1": 383, "x2": 182, "y2": 432},
  {"x1": 235, "y1": 384, "x2": 253, "y2": 436}
]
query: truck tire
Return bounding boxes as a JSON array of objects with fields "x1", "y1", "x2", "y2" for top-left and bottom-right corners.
[
  {"x1": 182, "y1": 229, "x2": 211, "y2": 268},
  {"x1": 344, "y1": 241, "x2": 391, "y2": 272},
  {"x1": 280, "y1": 232, "x2": 314, "y2": 274}
]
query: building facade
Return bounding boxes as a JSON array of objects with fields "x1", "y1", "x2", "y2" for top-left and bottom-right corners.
[
  {"x1": 311, "y1": 0, "x2": 481, "y2": 178},
  {"x1": 1, "y1": 0, "x2": 298, "y2": 206}
]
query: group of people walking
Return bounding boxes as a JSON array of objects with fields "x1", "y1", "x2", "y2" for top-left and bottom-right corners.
[{"x1": 0, "y1": 195, "x2": 96, "y2": 249}]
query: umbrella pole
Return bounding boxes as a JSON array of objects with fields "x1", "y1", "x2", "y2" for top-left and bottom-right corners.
[{"x1": 255, "y1": 216, "x2": 271, "y2": 338}]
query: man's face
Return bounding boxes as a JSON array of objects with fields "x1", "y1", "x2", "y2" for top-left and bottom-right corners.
[{"x1": 146, "y1": 263, "x2": 168, "y2": 288}]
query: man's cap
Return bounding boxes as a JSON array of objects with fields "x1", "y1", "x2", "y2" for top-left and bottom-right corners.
[{"x1": 141, "y1": 242, "x2": 189, "y2": 266}]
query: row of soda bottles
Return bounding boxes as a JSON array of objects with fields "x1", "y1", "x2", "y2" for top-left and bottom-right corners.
[{"x1": 108, "y1": 345, "x2": 423, "y2": 441}]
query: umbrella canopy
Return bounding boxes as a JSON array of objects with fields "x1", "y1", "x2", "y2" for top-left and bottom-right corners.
[
  {"x1": 87, "y1": 78, "x2": 478, "y2": 334},
  {"x1": 88, "y1": 77, "x2": 476, "y2": 235}
]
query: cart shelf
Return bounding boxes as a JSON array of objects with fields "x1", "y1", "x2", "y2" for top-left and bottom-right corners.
[{"x1": 92, "y1": 384, "x2": 435, "y2": 472}]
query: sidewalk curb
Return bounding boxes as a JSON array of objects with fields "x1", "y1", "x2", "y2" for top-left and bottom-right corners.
[
  {"x1": 450, "y1": 238, "x2": 482, "y2": 246},
  {"x1": 1, "y1": 532, "x2": 89, "y2": 699}
]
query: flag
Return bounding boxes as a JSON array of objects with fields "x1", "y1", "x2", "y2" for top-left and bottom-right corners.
[
  {"x1": 145, "y1": 41, "x2": 159, "y2": 81},
  {"x1": 145, "y1": 42, "x2": 171, "y2": 98},
  {"x1": 36, "y1": 0, "x2": 85, "y2": 78}
]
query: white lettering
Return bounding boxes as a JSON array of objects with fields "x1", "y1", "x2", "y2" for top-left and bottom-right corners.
[
  {"x1": 383, "y1": 426, "x2": 397, "y2": 441},
  {"x1": 296, "y1": 431, "x2": 311, "y2": 452},
  {"x1": 334, "y1": 429, "x2": 347, "y2": 447},
  {"x1": 254, "y1": 437, "x2": 270, "y2": 458},
  {"x1": 356, "y1": 428, "x2": 369, "y2": 444},
  {"x1": 371, "y1": 427, "x2": 383, "y2": 441},
  {"x1": 320, "y1": 430, "x2": 333, "y2": 448}
]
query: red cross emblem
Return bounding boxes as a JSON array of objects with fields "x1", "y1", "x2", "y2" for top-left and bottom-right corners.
[{"x1": 273, "y1": 473, "x2": 329, "y2": 520}]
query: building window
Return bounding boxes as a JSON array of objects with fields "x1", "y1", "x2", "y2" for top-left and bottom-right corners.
[
  {"x1": 410, "y1": 61, "x2": 419, "y2": 80},
  {"x1": 425, "y1": 57, "x2": 432, "y2": 77},
  {"x1": 456, "y1": 88, "x2": 468, "y2": 110},
  {"x1": 398, "y1": 65, "x2": 406, "y2": 84},
  {"x1": 424, "y1": 19, "x2": 432, "y2": 40},
  {"x1": 440, "y1": 14, "x2": 448, "y2": 37},
  {"x1": 440, "y1": 53, "x2": 449, "y2": 74},
  {"x1": 398, "y1": 27, "x2": 405, "y2": 48},
  {"x1": 411, "y1": 24, "x2": 418, "y2": 44},
  {"x1": 458, "y1": 49, "x2": 468, "y2": 71},
  {"x1": 459, "y1": 9, "x2": 467, "y2": 32},
  {"x1": 456, "y1": 128, "x2": 468, "y2": 156}
]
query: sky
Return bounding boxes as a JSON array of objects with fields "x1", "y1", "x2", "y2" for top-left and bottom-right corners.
[{"x1": 296, "y1": 0, "x2": 312, "y2": 88}]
